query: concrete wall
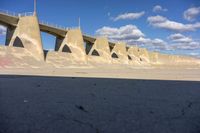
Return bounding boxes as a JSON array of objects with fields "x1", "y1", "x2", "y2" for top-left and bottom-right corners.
[
  {"x1": 148, "y1": 52, "x2": 200, "y2": 67},
  {"x1": 6, "y1": 15, "x2": 44, "y2": 61}
]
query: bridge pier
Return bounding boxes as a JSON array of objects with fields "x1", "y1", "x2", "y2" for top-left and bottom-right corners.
[
  {"x1": 55, "y1": 29, "x2": 86, "y2": 61},
  {"x1": 45, "y1": 29, "x2": 86, "y2": 66},
  {"x1": 5, "y1": 26, "x2": 15, "y2": 46},
  {"x1": 138, "y1": 48, "x2": 150, "y2": 63},
  {"x1": 86, "y1": 37, "x2": 111, "y2": 64},
  {"x1": 110, "y1": 43, "x2": 129, "y2": 64},
  {"x1": 6, "y1": 15, "x2": 44, "y2": 61},
  {"x1": 127, "y1": 46, "x2": 142, "y2": 65}
]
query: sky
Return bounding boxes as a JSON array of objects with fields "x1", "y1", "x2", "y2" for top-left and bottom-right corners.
[{"x1": 0, "y1": 0, "x2": 200, "y2": 58}]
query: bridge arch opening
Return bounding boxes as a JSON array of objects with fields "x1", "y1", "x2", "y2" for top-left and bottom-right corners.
[
  {"x1": 91, "y1": 49, "x2": 100, "y2": 56},
  {"x1": 112, "y1": 53, "x2": 119, "y2": 59},
  {"x1": 128, "y1": 55, "x2": 132, "y2": 60},
  {"x1": 62, "y1": 44, "x2": 72, "y2": 53},
  {"x1": 13, "y1": 36, "x2": 24, "y2": 48}
]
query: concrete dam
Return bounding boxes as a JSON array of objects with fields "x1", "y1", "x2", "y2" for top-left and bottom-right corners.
[{"x1": 0, "y1": 10, "x2": 200, "y2": 70}]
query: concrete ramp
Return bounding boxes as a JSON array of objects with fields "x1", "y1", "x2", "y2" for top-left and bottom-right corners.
[
  {"x1": 6, "y1": 15, "x2": 44, "y2": 61},
  {"x1": 45, "y1": 51, "x2": 88, "y2": 68},
  {"x1": 55, "y1": 29, "x2": 86, "y2": 63},
  {"x1": 0, "y1": 46, "x2": 44, "y2": 68},
  {"x1": 86, "y1": 37, "x2": 111, "y2": 64},
  {"x1": 110, "y1": 43, "x2": 128, "y2": 64}
]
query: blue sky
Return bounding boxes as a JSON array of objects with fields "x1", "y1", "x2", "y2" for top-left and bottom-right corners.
[{"x1": 0, "y1": 0, "x2": 200, "y2": 57}]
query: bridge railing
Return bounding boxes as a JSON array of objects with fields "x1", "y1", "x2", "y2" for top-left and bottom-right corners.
[
  {"x1": 19, "y1": 12, "x2": 34, "y2": 17},
  {"x1": 39, "y1": 20, "x2": 67, "y2": 30},
  {"x1": 40, "y1": 20, "x2": 79, "y2": 31},
  {"x1": 0, "y1": 9, "x2": 18, "y2": 17},
  {"x1": 0, "y1": 9, "x2": 34, "y2": 17},
  {"x1": 0, "y1": 9, "x2": 83, "y2": 32}
]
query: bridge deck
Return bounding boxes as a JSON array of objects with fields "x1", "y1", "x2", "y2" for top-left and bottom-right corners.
[{"x1": 0, "y1": 12, "x2": 116, "y2": 47}]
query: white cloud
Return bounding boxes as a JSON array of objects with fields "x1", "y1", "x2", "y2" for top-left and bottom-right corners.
[
  {"x1": 0, "y1": 25, "x2": 6, "y2": 36},
  {"x1": 135, "y1": 37, "x2": 168, "y2": 50},
  {"x1": 168, "y1": 33, "x2": 192, "y2": 43},
  {"x1": 168, "y1": 33, "x2": 200, "y2": 50},
  {"x1": 171, "y1": 41, "x2": 200, "y2": 50},
  {"x1": 147, "y1": 15, "x2": 200, "y2": 32},
  {"x1": 95, "y1": 25, "x2": 168, "y2": 50},
  {"x1": 112, "y1": 11, "x2": 145, "y2": 21},
  {"x1": 189, "y1": 52, "x2": 200, "y2": 56},
  {"x1": 96, "y1": 25, "x2": 200, "y2": 58},
  {"x1": 184, "y1": 7, "x2": 200, "y2": 21},
  {"x1": 96, "y1": 25, "x2": 145, "y2": 42},
  {"x1": 153, "y1": 5, "x2": 168, "y2": 12}
]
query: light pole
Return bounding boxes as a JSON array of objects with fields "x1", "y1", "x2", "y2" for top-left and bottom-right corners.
[
  {"x1": 79, "y1": 17, "x2": 81, "y2": 29},
  {"x1": 34, "y1": 0, "x2": 37, "y2": 16}
]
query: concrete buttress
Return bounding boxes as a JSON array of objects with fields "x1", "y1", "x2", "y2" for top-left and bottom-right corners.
[
  {"x1": 86, "y1": 37, "x2": 111, "y2": 64},
  {"x1": 111, "y1": 43, "x2": 128, "y2": 64},
  {"x1": 7, "y1": 15, "x2": 44, "y2": 61},
  {"x1": 55, "y1": 29, "x2": 86, "y2": 62}
]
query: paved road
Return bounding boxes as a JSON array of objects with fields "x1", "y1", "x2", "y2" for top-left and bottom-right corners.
[{"x1": 0, "y1": 76, "x2": 200, "y2": 133}]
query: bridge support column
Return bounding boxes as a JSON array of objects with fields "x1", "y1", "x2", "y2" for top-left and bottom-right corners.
[
  {"x1": 6, "y1": 15, "x2": 44, "y2": 61},
  {"x1": 138, "y1": 48, "x2": 150, "y2": 62},
  {"x1": 111, "y1": 42, "x2": 129, "y2": 64},
  {"x1": 55, "y1": 29, "x2": 86, "y2": 61},
  {"x1": 5, "y1": 26, "x2": 15, "y2": 46},
  {"x1": 127, "y1": 46, "x2": 141, "y2": 64},
  {"x1": 86, "y1": 37, "x2": 111, "y2": 64}
]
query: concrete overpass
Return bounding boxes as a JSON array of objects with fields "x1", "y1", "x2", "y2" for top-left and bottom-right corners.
[
  {"x1": 0, "y1": 11, "x2": 125, "y2": 63},
  {"x1": 0, "y1": 12, "x2": 116, "y2": 47}
]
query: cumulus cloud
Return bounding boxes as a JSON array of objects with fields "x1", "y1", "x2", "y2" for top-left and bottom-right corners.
[
  {"x1": 96, "y1": 25, "x2": 145, "y2": 42},
  {"x1": 189, "y1": 52, "x2": 200, "y2": 58},
  {"x1": 135, "y1": 37, "x2": 168, "y2": 50},
  {"x1": 168, "y1": 33, "x2": 200, "y2": 50},
  {"x1": 0, "y1": 25, "x2": 6, "y2": 36},
  {"x1": 171, "y1": 41, "x2": 200, "y2": 50},
  {"x1": 112, "y1": 11, "x2": 145, "y2": 21},
  {"x1": 184, "y1": 7, "x2": 200, "y2": 21},
  {"x1": 96, "y1": 25, "x2": 168, "y2": 50},
  {"x1": 153, "y1": 5, "x2": 168, "y2": 12},
  {"x1": 147, "y1": 15, "x2": 200, "y2": 32},
  {"x1": 168, "y1": 33, "x2": 192, "y2": 43},
  {"x1": 96, "y1": 24, "x2": 200, "y2": 58}
]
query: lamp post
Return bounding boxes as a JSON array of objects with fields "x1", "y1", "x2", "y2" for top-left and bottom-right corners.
[{"x1": 34, "y1": 0, "x2": 37, "y2": 16}]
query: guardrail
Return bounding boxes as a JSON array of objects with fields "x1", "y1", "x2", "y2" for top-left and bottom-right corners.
[
  {"x1": 0, "y1": 9, "x2": 83, "y2": 33},
  {"x1": 40, "y1": 20, "x2": 67, "y2": 30},
  {"x1": 0, "y1": 9, "x2": 34, "y2": 17},
  {"x1": 0, "y1": 9, "x2": 18, "y2": 17},
  {"x1": 18, "y1": 12, "x2": 34, "y2": 17},
  {"x1": 40, "y1": 20, "x2": 79, "y2": 31}
]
